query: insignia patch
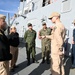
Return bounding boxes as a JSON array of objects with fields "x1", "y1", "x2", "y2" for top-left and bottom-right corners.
[{"x1": 54, "y1": 26, "x2": 57, "y2": 31}]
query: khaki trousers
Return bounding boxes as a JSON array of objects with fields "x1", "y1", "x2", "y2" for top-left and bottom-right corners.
[
  {"x1": 0, "y1": 61, "x2": 9, "y2": 75},
  {"x1": 51, "y1": 54, "x2": 64, "y2": 75},
  {"x1": 10, "y1": 46, "x2": 18, "y2": 69}
]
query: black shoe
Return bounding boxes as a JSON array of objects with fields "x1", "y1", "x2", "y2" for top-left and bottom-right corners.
[
  {"x1": 32, "y1": 58, "x2": 35, "y2": 63},
  {"x1": 41, "y1": 58, "x2": 45, "y2": 64},
  {"x1": 13, "y1": 65, "x2": 19, "y2": 68},
  {"x1": 10, "y1": 68, "x2": 15, "y2": 72},
  {"x1": 47, "y1": 61, "x2": 50, "y2": 64},
  {"x1": 32, "y1": 61, "x2": 35, "y2": 63},
  {"x1": 27, "y1": 62, "x2": 30, "y2": 66},
  {"x1": 46, "y1": 59, "x2": 50, "y2": 64},
  {"x1": 46, "y1": 58, "x2": 50, "y2": 64},
  {"x1": 71, "y1": 65, "x2": 75, "y2": 69}
]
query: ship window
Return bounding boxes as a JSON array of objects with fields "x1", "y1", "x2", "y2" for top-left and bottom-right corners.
[
  {"x1": 61, "y1": 0, "x2": 71, "y2": 13},
  {"x1": 42, "y1": 0, "x2": 52, "y2": 7},
  {"x1": 62, "y1": 0, "x2": 68, "y2": 2},
  {"x1": 20, "y1": 0, "x2": 23, "y2": 2},
  {"x1": 24, "y1": 10, "x2": 28, "y2": 14},
  {"x1": 29, "y1": 10, "x2": 31, "y2": 12},
  {"x1": 48, "y1": 0, "x2": 52, "y2": 4},
  {"x1": 42, "y1": 0, "x2": 46, "y2": 7},
  {"x1": 32, "y1": 2, "x2": 35, "y2": 11}
]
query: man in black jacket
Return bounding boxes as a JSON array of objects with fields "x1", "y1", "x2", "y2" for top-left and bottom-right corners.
[
  {"x1": 8, "y1": 26, "x2": 19, "y2": 71},
  {"x1": 0, "y1": 14, "x2": 12, "y2": 75}
]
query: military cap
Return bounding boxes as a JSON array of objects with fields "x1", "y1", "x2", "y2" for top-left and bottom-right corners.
[
  {"x1": 0, "y1": 14, "x2": 6, "y2": 20},
  {"x1": 42, "y1": 22, "x2": 46, "y2": 25},
  {"x1": 10, "y1": 26, "x2": 16, "y2": 29},
  {"x1": 28, "y1": 23, "x2": 32, "y2": 27},
  {"x1": 72, "y1": 20, "x2": 75, "y2": 24},
  {"x1": 48, "y1": 12, "x2": 60, "y2": 19}
]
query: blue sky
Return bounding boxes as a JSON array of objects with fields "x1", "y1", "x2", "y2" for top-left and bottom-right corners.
[{"x1": 0, "y1": 0, "x2": 20, "y2": 17}]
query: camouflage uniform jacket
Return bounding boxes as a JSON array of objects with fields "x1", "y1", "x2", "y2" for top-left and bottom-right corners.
[
  {"x1": 24, "y1": 29, "x2": 36, "y2": 48},
  {"x1": 39, "y1": 27, "x2": 51, "y2": 46}
]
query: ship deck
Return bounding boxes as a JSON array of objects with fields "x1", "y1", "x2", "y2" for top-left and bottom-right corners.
[{"x1": 10, "y1": 42, "x2": 75, "y2": 75}]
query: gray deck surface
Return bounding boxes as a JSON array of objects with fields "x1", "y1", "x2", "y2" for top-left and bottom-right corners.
[{"x1": 10, "y1": 42, "x2": 75, "y2": 75}]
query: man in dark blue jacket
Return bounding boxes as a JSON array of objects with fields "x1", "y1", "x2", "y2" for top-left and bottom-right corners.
[
  {"x1": 72, "y1": 20, "x2": 75, "y2": 68},
  {"x1": 0, "y1": 14, "x2": 12, "y2": 75}
]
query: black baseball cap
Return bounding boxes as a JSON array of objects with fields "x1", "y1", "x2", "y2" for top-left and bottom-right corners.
[
  {"x1": 42, "y1": 22, "x2": 46, "y2": 25},
  {"x1": 28, "y1": 23, "x2": 32, "y2": 27}
]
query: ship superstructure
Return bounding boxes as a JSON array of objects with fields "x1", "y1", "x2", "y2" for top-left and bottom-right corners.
[{"x1": 11, "y1": 0, "x2": 74, "y2": 48}]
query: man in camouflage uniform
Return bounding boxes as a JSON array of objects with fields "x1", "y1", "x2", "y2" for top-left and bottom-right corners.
[
  {"x1": 45, "y1": 12, "x2": 66, "y2": 75},
  {"x1": 24, "y1": 23, "x2": 36, "y2": 65},
  {"x1": 38, "y1": 22, "x2": 51, "y2": 64}
]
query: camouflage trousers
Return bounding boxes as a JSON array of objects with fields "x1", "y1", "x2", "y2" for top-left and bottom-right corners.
[
  {"x1": 41, "y1": 45, "x2": 50, "y2": 59},
  {"x1": 26, "y1": 43, "x2": 36, "y2": 62}
]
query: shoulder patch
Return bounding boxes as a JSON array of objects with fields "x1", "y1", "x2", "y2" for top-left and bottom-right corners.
[{"x1": 54, "y1": 26, "x2": 57, "y2": 30}]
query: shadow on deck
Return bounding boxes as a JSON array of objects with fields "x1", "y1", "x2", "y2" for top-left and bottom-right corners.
[{"x1": 10, "y1": 42, "x2": 73, "y2": 75}]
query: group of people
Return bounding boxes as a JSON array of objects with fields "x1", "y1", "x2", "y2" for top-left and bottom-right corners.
[
  {"x1": 0, "y1": 14, "x2": 19, "y2": 75},
  {"x1": 24, "y1": 12, "x2": 66, "y2": 75},
  {"x1": 0, "y1": 11, "x2": 75, "y2": 75}
]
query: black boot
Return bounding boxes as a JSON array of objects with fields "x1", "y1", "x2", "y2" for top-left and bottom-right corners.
[
  {"x1": 27, "y1": 58, "x2": 30, "y2": 66},
  {"x1": 10, "y1": 68, "x2": 15, "y2": 72},
  {"x1": 32, "y1": 58, "x2": 35, "y2": 63},
  {"x1": 46, "y1": 58, "x2": 50, "y2": 64},
  {"x1": 13, "y1": 64, "x2": 19, "y2": 68},
  {"x1": 41, "y1": 57, "x2": 45, "y2": 64},
  {"x1": 27, "y1": 61, "x2": 30, "y2": 66}
]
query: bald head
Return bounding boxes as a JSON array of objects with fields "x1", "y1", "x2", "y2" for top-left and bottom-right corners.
[{"x1": 10, "y1": 26, "x2": 16, "y2": 33}]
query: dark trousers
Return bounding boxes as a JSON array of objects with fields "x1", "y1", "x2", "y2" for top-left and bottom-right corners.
[{"x1": 72, "y1": 44, "x2": 75, "y2": 66}]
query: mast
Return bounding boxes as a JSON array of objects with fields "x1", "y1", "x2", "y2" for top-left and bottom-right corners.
[
  {"x1": 7, "y1": 13, "x2": 10, "y2": 35},
  {"x1": 19, "y1": 0, "x2": 26, "y2": 15},
  {"x1": 7, "y1": 13, "x2": 10, "y2": 26}
]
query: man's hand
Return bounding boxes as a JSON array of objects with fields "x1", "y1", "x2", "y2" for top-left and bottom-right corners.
[
  {"x1": 41, "y1": 36, "x2": 46, "y2": 39},
  {"x1": 59, "y1": 51, "x2": 64, "y2": 55},
  {"x1": 72, "y1": 40, "x2": 75, "y2": 44}
]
